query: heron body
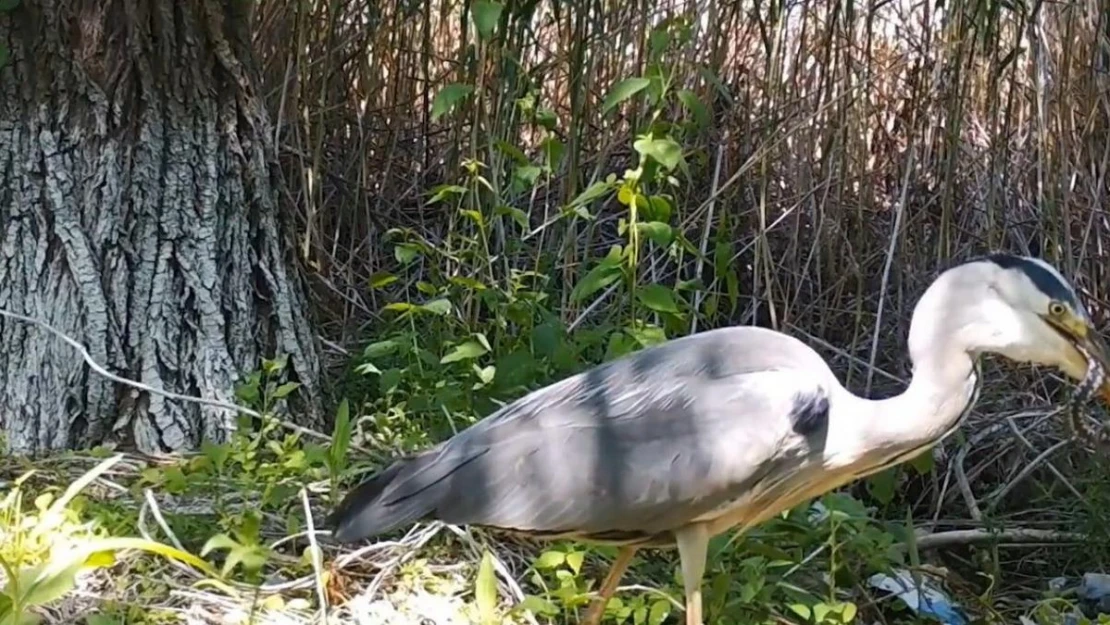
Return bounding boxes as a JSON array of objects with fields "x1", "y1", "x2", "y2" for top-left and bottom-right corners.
[{"x1": 329, "y1": 254, "x2": 1110, "y2": 625}]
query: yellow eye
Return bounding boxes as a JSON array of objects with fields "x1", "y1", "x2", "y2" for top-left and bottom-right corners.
[{"x1": 1048, "y1": 301, "x2": 1068, "y2": 317}]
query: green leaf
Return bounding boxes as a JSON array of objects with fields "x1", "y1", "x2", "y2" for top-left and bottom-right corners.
[
  {"x1": 427, "y1": 184, "x2": 469, "y2": 204},
  {"x1": 866, "y1": 468, "x2": 897, "y2": 505},
  {"x1": 512, "y1": 165, "x2": 542, "y2": 192},
  {"x1": 475, "y1": 365, "x2": 496, "y2": 385},
  {"x1": 431, "y1": 83, "x2": 475, "y2": 121},
  {"x1": 840, "y1": 602, "x2": 858, "y2": 622},
  {"x1": 565, "y1": 551, "x2": 585, "y2": 575},
  {"x1": 82, "y1": 536, "x2": 218, "y2": 577},
  {"x1": 648, "y1": 28, "x2": 671, "y2": 61},
  {"x1": 602, "y1": 77, "x2": 651, "y2": 114},
  {"x1": 713, "y1": 238, "x2": 733, "y2": 274},
  {"x1": 636, "y1": 284, "x2": 679, "y2": 313},
  {"x1": 616, "y1": 183, "x2": 640, "y2": 207},
  {"x1": 635, "y1": 221, "x2": 673, "y2": 247},
  {"x1": 219, "y1": 543, "x2": 269, "y2": 577},
  {"x1": 470, "y1": 0, "x2": 503, "y2": 40},
  {"x1": 495, "y1": 140, "x2": 529, "y2": 163},
  {"x1": 420, "y1": 299, "x2": 453, "y2": 315},
  {"x1": 0, "y1": 0, "x2": 20, "y2": 12},
  {"x1": 20, "y1": 560, "x2": 85, "y2": 609},
  {"x1": 329, "y1": 399, "x2": 352, "y2": 472},
  {"x1": 677, "y1": 89, "x2": 711, "y2": 129},
  {"x1": 272, "y1": 382, "x2": 300, "y2": 399},
  {"x1": 516, "y1": 595, "x2": 559, "y2": 616},
  {"x1": 201, "y1": 440, "x2": 230, "y2": 471},
  {"x1": 647, "y1": 599, "x2": 671, "y2": 625},
  {"x1": 262, "y1": 355, "x2": 288, "y2": 375},
  {"x1": 626, "y1": 323, "x2": 667, "y2": 348},
  {"x1": 84, "y1": 551, "x2": 117, "y2": 569},
  {"x1": 355, "y1": 362, "x2": 380, "y2": 376},
  {"x1": 788, "y1": 604, "x2": 812, "y2": 620},
  {"x1": 643, "y1": 195, "x2": 673, "y2": 222},
  {"x1": 725, "y1": 270, "x2": 739, "y2": 312},
  {"x1": 633, "y1": 135, "x2": 683, "y2": 171},
  {"x1": 363, "y1": 339, "x2": 402, "y2": 359},
  {"x1": 380, "y1": 369, "x2": 402, "y2": 393},
  {"x1": 368, "y1": 272, "x2": 398, "y2": 289},
  {"x1": 570, "y1": 259, "x2": 622, "y2": 303},
  {"x1": 449, "y1": 275, "x2": 488, "y2": 291},
  {"x1": 533, "y1": 550, "x2": 565, "y2": 569},
  {"x1": 475, "y1": 550, "x2": 499, "y2": 624},
  {"x1": 441, "y1": 340, "x2": 488, "y2": 364},
  {"x1": 475, "y1": 333, "x2": 492, "y2": 352},
  {"x1": 567, "y1": 180, "x2": 612, "y2": 209},
  {"x1": 605, "y1": 331, "x2": 637, "y2": 361},
  {"x1": 531, "y1": 320, "x2": 561, "y2": 357},
  {"x1": 542, "y1": 137, "x2": 565, "y2": 171},
  {"x1": 201, "y1": 533, "x2": 240, "y2": 557},
  {"x1": 909, "y1": 449, "x2": 935, "y2": 475},
  {"x1": 394, "y1": 243, "x2": 421, "y2": 265},
  {"x1": 494, "y1": 348, "x2": 536, "y2": 389},
  {"x1": 535, "y1": 108, "x2": 558, "y2": 131},
  {"x1": 460, "y1": 209, "x2": 484, "y2": 227},
  {"x1": 494, "y1": 205, "x2": 529, "y2": 230}
]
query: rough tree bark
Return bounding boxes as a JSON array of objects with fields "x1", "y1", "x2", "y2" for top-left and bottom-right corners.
[{"x1": 0, "y1": 0, "x2": 322, "y2": 455}]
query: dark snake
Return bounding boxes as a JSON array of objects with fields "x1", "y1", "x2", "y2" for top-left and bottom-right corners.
[{"x1": 1067, "y1": 343, "x2": 1109, "y2": 450}]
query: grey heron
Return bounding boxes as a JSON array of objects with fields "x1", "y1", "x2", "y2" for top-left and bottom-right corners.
[{"x1": 328, "y1": 253, "x2": 1110, "y2": 625}]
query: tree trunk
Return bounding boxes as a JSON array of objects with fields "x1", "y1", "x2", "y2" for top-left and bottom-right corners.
[{"x1": 0, "y1": 0, "x2": 322, "y2": 455}]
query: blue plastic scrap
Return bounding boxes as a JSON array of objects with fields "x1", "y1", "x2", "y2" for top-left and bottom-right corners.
[
  {"x1": 1078, "y1": 573, "x2": 1110, "y2": 616},
  {"x1": 867, "y1": 568, "x2": 969, "y2": 625}
]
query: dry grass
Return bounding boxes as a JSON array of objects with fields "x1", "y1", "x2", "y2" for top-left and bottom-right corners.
[
  {"x1": 255, "y1": 0, "x2": 1110, "y2": 388},
  {"x1": 0, "y1": 452, "x2": 525, "y2": 625}
]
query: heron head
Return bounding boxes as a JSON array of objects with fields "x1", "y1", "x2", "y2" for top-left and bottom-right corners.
[{"x1": 976, "y1": 254, "x2": 1110, "y2": 404}]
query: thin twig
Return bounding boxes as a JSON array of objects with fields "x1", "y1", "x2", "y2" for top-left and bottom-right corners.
[
  {"x1": 786, "y1": 324, "x2": 905, "y2": 385},
  {"x1": 1005, "y1": 415, "x2": 1087, "y2": 501},
  {"x1": 0, "y1": 307, "x2": 375, "y2": 455},
  {"x1": 910, "y1": 528, "x2": 1088, "y2": 550},
  {"x1": 954, "y1": 440, "x2": 984, "y2": 521},
  {"x1": 143, "y1": 488, "x2": 188, "y2": 553},
  {"x1": 691, "y1": 137, "x2": 727, "y2": 335},
  {"x1": 301, "y1": 488, "x2": 330, "y2": 622},
  {"x1": 986, "y1": 437, "x2": 1071, "y2": 512},
  {"x1": 865, "y1": 143, "x2": 915, "y2": 396},
  {"x1": 567, "y1": 282, "x2": 620, "y2": 333}
]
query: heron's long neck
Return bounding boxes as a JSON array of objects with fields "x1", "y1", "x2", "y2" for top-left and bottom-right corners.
[
  {"x1": 833, "y1": 294, "x2": 985, "y2": 470},
  {"x1": 857, "y1": 346, "x2": 979, "y2": 456}
]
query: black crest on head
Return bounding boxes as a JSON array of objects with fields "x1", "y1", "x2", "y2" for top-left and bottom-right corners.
[{"x1": 981, "y1": 253, "x2": 1078, "y2": 308}]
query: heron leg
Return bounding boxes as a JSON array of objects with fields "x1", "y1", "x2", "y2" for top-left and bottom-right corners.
[
  {"x1": 675, "y1": 523, "x2": 710, "y2": 625},
  {"x1": 581, "y1": 546, "x2": 637, "y2": 625}
]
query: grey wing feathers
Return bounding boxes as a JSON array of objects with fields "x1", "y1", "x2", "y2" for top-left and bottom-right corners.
[{"x1": 328, "y1": 326, "x2": 836, "y2": 544}]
